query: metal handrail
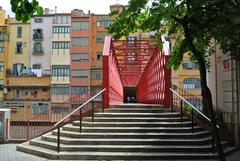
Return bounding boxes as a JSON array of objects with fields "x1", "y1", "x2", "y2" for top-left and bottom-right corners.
[
  {"x1": 54, "y1": 88, "x2": 106, "y2": 127},
  {"x1": 170, "y1": 88, "x2": 220, "y2": 128},
  {"x1": 170, "y1": 86, "x2": 221, "y2": 153},
  {"x1": 170, "y1": 88, "x2": 211, "y2": 122}
]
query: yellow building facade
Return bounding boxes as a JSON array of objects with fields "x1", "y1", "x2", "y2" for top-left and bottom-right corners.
[
  {"x1": 0, "y1": 8, "x2": 8, "y2": 104},
  {"x1": 7, "y1": 18, "x2": 30, "y2": 71},
  {"x1": 172, "y1": 53, "x2": 201, "y2": 96}
]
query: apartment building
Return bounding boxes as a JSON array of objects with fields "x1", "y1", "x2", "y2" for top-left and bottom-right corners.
[
  {"x1": 70, "y1": 9, "x2": 111, "y2": 102},
  {"x1": 0, "y1": 7, "x2": 8, "y2": 105},
  {"x1": 51, "y1": 13, "x2": 71, "y2": 105},
  {"x1": 4, "y1": 16, "x2": 51, "y2": 121}
]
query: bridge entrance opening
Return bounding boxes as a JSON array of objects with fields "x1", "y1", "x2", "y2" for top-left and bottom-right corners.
[{"x1": 124, "y1": 87, "x2": 136, "y2": 103}]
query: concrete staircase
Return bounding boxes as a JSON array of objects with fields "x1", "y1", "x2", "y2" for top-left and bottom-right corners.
[{"x1": 17, "y1": 104, "x2": 230, "y2": 160}]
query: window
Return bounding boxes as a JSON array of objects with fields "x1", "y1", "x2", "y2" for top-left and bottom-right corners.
[
  {"x1": 72, "y1": 70, "x2": 88, "y2": 77},
  {"x1": 52, "y1": 42, "x2": 70, "y2": 49},
  {"x1": 32, "y1": 89, "x2": 38, "y2": 95},
  {"x1": 51, "y1": 87, "x2": 69, "y2": 95},
  {"x1": 72, "y1": 22, "x2": 89, "y2": 30},
  {"x1": 13, "y1": 88, "x2": 20, "y2": 100},
  {"x1": 33, "y1": 43, "x2": 43, "y2": 53},
  {"x1": 71, "y1": 86, "x2": 88, "y2": 94},
  {"x1": 96, "y1": 32, "x2": 108, "y2": 43},
  {"x1": 91, "y1": 69, "x2": 102, "y2": 80},
  {"x1": 33, "y1": 29, "x2": 43, "y2": 40},
  {"x1": 183, "y1": 78, "x2": 201, "y2": 89},
  {"x1": 16, "y1": 42, "x2": 23, "y2": 53},
  {"x1": 13, "y1": 63, "x2": 24, "y2": 75},
  {"x1": 91, "y1": 87, "x2": 102, "y2": 101},
  {"x1": 127, "y1": 36, "x2": 137, "y2": 48},
  {"x1": 34, "y1": 18, "x2": 43, "y2": 23},
  {"x1": 0, "y1": 62, "x2": 4, "y2": 72},
  {"x1": 52, "y1": 65, "x2": 70, "y2": 76},
  {"x1": 53, "y1": 16, "x2": 70, "y2": 24},
  {"x1": 96, "y1": 52, "x2": 102, "y2": 60},
  {"x1": 53, "y1": 26, "x2": 70, "y2": 33},
  {"x1": 23, "y1": 89, "x2": 29, "y2": 96},
  {"x1": 97, "y1": 16, "x2": 112, "y2": 27},
  {"x1": 97, "y1": 20, "x2": 112, "y2": 27},
  {"x1": 0, "y1": 46, "x2": 4, "y2": 53},
  {"x1": 32, "y1": 64, "x2": 41, "y2": 69},
  {"x1": 71, "y1": 53, "x2": 89, "y2": 61},
  {"x1": 32, "y1": 102, "x2": 49, "y2": 114},
  {"x1": 185, "y1": 98, "x2": 203, "y2": 111},
  {"x1": 0, "y1": 80, "x2": 3, "y2": 91},
  {"x1": 72, "y1": 38, "x2": 88, "y2": 46},
  {"x1": 182, "y1": 62, "x2": 199, "y2": 70},
  {"x1": 17, "y1": 26, "x2": 22, "y2": 38}
]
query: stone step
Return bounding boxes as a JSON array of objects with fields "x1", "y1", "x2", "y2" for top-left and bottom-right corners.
[
  {"x1": 17, "y1": 143, "x2": 217, "y2": 160},
  {"x1": 105, "y1": 108, "x2": 171, "y2": 113},
  {"x1": 30, "y1": 137, "x2": 214, "y2": 153},
  {"x1": 110, "y1": 104, "x2": 165, "y2": 109},
  {"x1": 94, "y1": 112, "x2": 181, "y2": 117},
  {"x1": 52, "y1": 130, "x2": 211, "y2": 139},
  {"x1": 41, "y1": 134, "x2": 212, "y2": 146},
  {"x1": 73, "y1": 120, "x2": 193, "y2": 127},
  {"x1": 83, "y1": 116, "x2": 189, "y2": 122},
  {"x1": 62, "y1": 124, "x2": 204, "y2": 133}
]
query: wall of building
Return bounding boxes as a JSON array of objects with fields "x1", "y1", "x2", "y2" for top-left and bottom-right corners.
[
  {"x1": 51, "y1": 14, "x2": 71, "y2": 103},
  {"x1": 171, "y1": 53, "x2": 201, "y2": 96},
  {"x1": 30, "y1": 16, "x2": 52, "y2": 71},
  {"x1": 208, "y1": 45, "x2": 240, "y2": 145},
  {"x1": 0, "y1": 9, "x2": 8, "y2": 104},
  {"x1": 8, "y1": 18, "x2": 30, "y2": 69}
]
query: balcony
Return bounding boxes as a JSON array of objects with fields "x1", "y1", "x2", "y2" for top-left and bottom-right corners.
[
  {"x1": 6, "y1": 69, "x2": 51, "y2": 77},
  {"x1": 5, "y1": 72, "x2": 51, "y2": 87},
  {"x1": 33, "y1": 33, "x2": 43, "y2": 41},
  {"x1": 0, "y1": 34, "x2": 9, "y2": 41},
  {"x1": 32, "y1": 47, "x2": 44, "y2": 55}
]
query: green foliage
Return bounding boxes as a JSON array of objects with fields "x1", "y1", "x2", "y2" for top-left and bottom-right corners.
[
  {"x1": 108, "y1": 0, "x2": 240, "y2": 70},
  {"x1": 11, "y1": 0, "x2": 43, "y2": 22}
]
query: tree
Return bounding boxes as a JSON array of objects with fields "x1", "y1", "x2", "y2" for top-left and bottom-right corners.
[
  {"x1": 10, "y1": 0, "x2": 43, "y2": 22},
  {"x1": 107, "y1": 1, "x2": 240, "y2": 161}
]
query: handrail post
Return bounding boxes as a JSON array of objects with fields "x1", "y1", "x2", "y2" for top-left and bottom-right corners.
[
  {"x1": 27, "y1": 120, "x2": 30, "y2": 140},
  {"x1": 57, "y1": 125, "x2": 60, "y2": 153},
  {"x1": 212, "y1": 130, "x2": 215, "y2": 153},
  {"x1": 79, "y1": 108, "x2": 82, "y2": 133},
  {"x1": 92, "y1": 100, "x2": 94, "y2": 122},
  {"x1": 171, "y1": 92, "x2": 174, "y2": 113},
  {"x1": 180, "y1": 99, "x2": 183, "y2": 121},
  {"x1": 191, "y1": 108, "x2": 194, "y2": 133}
]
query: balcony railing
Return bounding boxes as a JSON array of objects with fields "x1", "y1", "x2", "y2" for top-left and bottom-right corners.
[
  {"x1": 33, "y1": 33, "x2": 43, "y2": 40},
  {"x1": 32, "y1": 47, "x2": 44, "y2": 55},
  {"x1": 0, "y1": 34, "x2": 9, "y2": 41},
  {"x1": 6, "y1": 69, "x2": 51, "y2": 77}
]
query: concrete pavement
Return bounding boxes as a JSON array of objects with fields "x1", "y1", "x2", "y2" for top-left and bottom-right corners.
[{"x1": 0, "y1": 144, "x2": 239, "y2": 161}]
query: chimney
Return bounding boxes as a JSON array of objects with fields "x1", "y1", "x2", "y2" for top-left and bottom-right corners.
[
  {"x1": 44, "y1": 8, "x2": 50, "y2": 14},
  {"x1": 55, "y1": 6, "x2": 57, "y2": 13}
]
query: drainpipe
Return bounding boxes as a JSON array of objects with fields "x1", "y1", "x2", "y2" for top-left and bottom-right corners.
[
  {"x1": 231, "y1": 57, "x2": 236, "y2": 144},
  {"x1": 236, "y1": 50, "x2": 240, "y2": 145}
]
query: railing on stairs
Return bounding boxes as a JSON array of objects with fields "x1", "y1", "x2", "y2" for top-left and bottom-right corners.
[
  {"x1": 53, "y1": 88, "x2": 106, "y2": 152},
  {"x1": 170, "y1": 84, "x2": 219, "y2": 152},
  {"x1": 10, "y1": 87, "x2": 95, "y2": 141}
]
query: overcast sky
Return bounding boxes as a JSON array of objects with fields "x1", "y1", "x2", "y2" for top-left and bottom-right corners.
[{"x1": 1, "y1": 0, "x2": 129, "y2": 17}]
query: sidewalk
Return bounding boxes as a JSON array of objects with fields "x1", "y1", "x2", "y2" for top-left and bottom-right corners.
[{"x1": 0, "y1": 144, "x2": 239, "y2": 161}]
